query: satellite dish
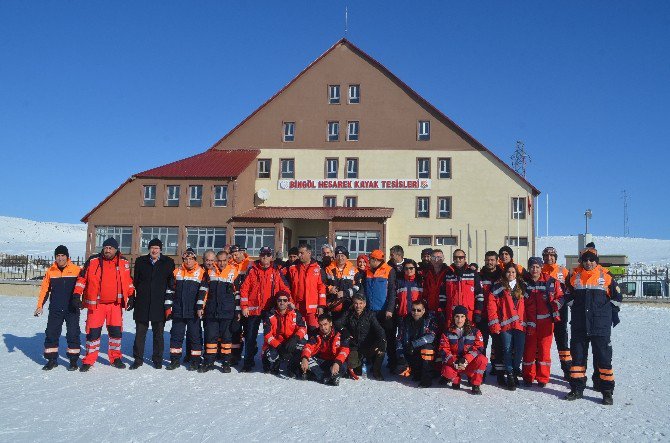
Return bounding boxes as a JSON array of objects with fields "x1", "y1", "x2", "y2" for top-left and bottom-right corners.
[{"x1": 256, "y1": 188, "x2": 270, "y2": 201}]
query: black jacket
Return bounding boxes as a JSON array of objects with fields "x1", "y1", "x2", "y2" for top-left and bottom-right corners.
[
  {"x1": 132, "y1": 254, "x2": 175, "y2": 322},
  {"x1": 340, "y1": 309, "x2": 386, "y2": 349}
]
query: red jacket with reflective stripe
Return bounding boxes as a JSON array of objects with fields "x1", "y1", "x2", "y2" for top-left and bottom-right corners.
[
  {"x1": 444, "y1": 265, "x2": 484, "y2": 328},
  {"x1": 487, "y1": 282, "x2": 525, "y2": 333},
  {"x1": 262, "y1": 308, "x2": 307, "y2": 351},
  {"x1": 287, "y1": 260, "x2": 327, "y2": 314},
  {"x1": 438, "y1": 326, "x2": 485, "y2": 367},
  {"x1": 523, "y1": 273, "x2": 563, "y2": 331},
  {"x1": 421, "y1": 264, "x2": 449, "y2": 312},
  {"x1": 302, "y1": 331, "x2": 349, "y2": 364},
  {"x1": 479, "y1": 267, "x2": 502, "y2": 319},
  {"x1": 395, "y1": 276, "x2": 422, "y2": 317},
  {"x1": 74, "y1": 254, "x2": 134, "y2": 310},
  {"x1": 240, "y1": 262, "x2": 289, "y2": 315}
]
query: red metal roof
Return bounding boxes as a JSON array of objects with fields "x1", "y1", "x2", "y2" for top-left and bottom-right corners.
[
  {"x1": 233, "y1": 206, "x2": 394, "y2": 220},
  {"x1": 136, "y1": 149, "x2": 259, "y2": 178}
]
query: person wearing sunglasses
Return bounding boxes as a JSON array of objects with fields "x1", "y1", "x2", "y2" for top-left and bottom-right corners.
[
  {"x1": 262, "y1": 290, "x2": 307, "y2": 377},
  {"x1": 396, "y1": 300, "x2": 438, "y2": 388},
  {"x1": 239, "y1": 246, "x2": 291, "y2": 372},
  {"x1": 421, "y1": 249, "x2": 449, "y2": 319},
  {"x1": 444, "y1": 249, "x2": 484, "y2": 331},
  {"x1": 541, "y1": 246, "x2": 572, "y2": 379},
  {"x1": 563, "y1": 246, "x2": 621, "y2": 405},
  {"x1": 300, "y1": 313, "x2": 350, "y2": 386}
]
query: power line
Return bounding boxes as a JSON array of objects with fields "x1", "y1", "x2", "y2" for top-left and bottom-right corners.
[{"x1": 622, "y1": 189, "x2": 630, "y2": 236}]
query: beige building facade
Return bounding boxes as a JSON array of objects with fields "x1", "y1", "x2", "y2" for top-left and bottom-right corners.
[{"x1": 83, "y1": 39, "x2": 539, "y2": 264}]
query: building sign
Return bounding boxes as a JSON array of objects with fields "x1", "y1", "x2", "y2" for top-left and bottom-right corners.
[{"x1": 278, "y1": 178, "x2": 431, "y2": 190}]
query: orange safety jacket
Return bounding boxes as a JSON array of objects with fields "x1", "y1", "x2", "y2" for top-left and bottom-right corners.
[
  {"x1": 37, "y1": 260, "x2": 81, "y2": 310},
  {"x1": 165, "y1": 264, "x2": 207, "y2": 319},
  {"x1": 324, "y1": 261, "x2": 358, "y2": 312},
  {"x1": 240, "y1": 261, "x2": 290, "y2": 315},
  {"x1": 487, "y1": 282, "x2": 525, "y2": 334},
  {"x1": 74, "y1": 254, "x2": 134, "y2": 310},
  {"x1": 302, "y1": 331, "x2": 350, "y2": 364},
  {"x1": 262, "y1": 307, "x2": 307, "y2": 351},
  {"x1": 287, "y1": 260, "x2": 327, "y2": 315}
]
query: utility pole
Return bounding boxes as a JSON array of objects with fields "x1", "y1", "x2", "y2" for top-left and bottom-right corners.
[
  {"x1": 510, "y1": 140, "x2": 531, "y2": 178},
  {"x1": 622, "y1": 190, "x2": 630, "y2": 236},
  {"x1": 344, "y1": 6, "x2": 348, "y2": 36}
]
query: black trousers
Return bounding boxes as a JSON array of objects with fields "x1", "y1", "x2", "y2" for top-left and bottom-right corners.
[
  {"x1": 263, "y1": 335, "x2": 306, "y2": 372},
  {"x1": 402, "y1": 344, "x2": 434, "y2": 384},
  {"x1": 554, "y1": 303, "x2": 572, "y2": 372},
  {"x1": 373, "y1": 310, "x2": 397, "y2": 368},
  {"x1": 242, "y1": 315, "x2": 264, "y2": 368},
  {"x1": 348, "y1": 341, "x2": 386, "y2": 372},
  {"x1": 569, "y1": 334, "x2": 615, "y2": 393},
  {"x1": 133, "y1": 320, "x2": 165, "y2": 363},
  {"x1": 305, "y1": 357, "x2": 344, "y2": 382},
  {"x1": 203, "y1": 318, "x2": 234, "y2": 364},
  {"x1": 476, "y1": 317, "x2": 490, "y2": 358},
  {"x1": 44, "y1": 307, "x2": 81, "y2": 360},
  {"x1": 170, "y1": 318, "x2": 202, "y2": 360}
]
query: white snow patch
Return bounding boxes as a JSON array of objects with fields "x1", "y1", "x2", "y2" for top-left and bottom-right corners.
[{"x1": 0, "y1": 216, "x2": 86, "y2": 258}]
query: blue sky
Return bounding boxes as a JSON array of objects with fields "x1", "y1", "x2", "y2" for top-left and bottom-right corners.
[{"x1": 2, "y1": 1, "x2": 669, "y2": 238}]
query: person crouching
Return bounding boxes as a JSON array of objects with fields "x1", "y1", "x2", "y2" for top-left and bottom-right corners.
[
  {"x1": 396, "y1": 299, "x2": 438, "y2": 388},
  {"x1": 299, "y1": 313, "x2": 349, "y2": 385},
  {"x1": 262, "y1": 291, "x2": 307, "y2": 376}
]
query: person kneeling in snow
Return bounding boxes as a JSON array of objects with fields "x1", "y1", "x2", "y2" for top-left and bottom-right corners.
[
  {"x1": 262, "y1": 291, "x2": 307, "y2": 376},
  {"x1": 439, "y1": 305, "x2": 488, "y2": 395},
  {"x1": 396, "y1": 299, "x2": 438, "y2": 388},
  {"x1": 300, "y1": 313, "x2": 349, "y2": 385}
]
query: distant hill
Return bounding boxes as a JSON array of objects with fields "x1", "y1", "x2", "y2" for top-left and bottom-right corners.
[{"x1": 0, "y1": 216, "x2": 86, "y2": 258}]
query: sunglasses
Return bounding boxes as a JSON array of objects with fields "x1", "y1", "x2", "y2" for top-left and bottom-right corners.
[
  {"x1": 277, "y1": 298, "x2": 289, "y2": 303},
  {"x1": 260, "y1": 253, "x2": 273, "y2": 257},
  {"x1": 404, "y1": 267, "x2": 415, "y2": 270},
  {"x1": 582, "y1": 257, "x2": 597, "y2": 262},
  {"x1": 411, "y1": 308, "x2": 424, "y2": 312},
  {"x1": 453, "y1": 256, "x2": 466, "y2": 260}
]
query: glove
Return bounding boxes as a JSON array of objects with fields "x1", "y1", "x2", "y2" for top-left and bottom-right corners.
[
  {"x1": 165, "y1": 308, "x2": 172, "y2": 321},
  {"x1": 612, "y1": 310, "x2": 620, "y2": 327},
  {"x1": 71, "y1": 295, "x2": 82, "y2": 310},
  {"x1": 266, "y1": 347, "x2": 279, "y2": 363},
  {"x1": 126, "y1": 295, "x2": 135, "y2": 311}
]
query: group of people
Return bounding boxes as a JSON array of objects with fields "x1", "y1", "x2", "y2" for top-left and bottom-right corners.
[{"x1": 34, "y1": 238, "x2": 622, "y2": 404}]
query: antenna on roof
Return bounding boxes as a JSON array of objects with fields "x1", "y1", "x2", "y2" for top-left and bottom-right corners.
[{"x1": 344, "y1": 6, "x2": 348, "y2": 36}]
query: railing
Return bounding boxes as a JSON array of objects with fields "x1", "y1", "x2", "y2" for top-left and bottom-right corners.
[
  {"x1": 0, "y1": 255, "x2": 136, "y2": 282},
  {"x1": 616, "y1": 269, "x2": 669, "y2": 299}
]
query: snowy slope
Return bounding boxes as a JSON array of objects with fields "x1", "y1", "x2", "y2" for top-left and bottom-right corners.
[
  {"x1": 0, "y1": 216, "x2": 86, "y2": 258},
  {"x1": 1, "y1": 294, "x2": 667, "y2": 442},
  {"x1": 537, "y1": 235, "x2": 670, "y2": 266}
]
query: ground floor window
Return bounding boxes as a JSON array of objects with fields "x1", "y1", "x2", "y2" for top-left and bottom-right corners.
[
  {"x1": 234, "y1": 227, "x2": 275, "y2": 256},
  {"x1": 95, "y1": 226, "x2": 132, "y2": 254},
  {"x1": 409, "y1": 236, "x2": 432, "y2": 246},
  {"x1": 435, "y1": 235, "x2": 458, "y2": 246},
  {"x1": 187, "y1": 227, "x2": 227, "y2": 255},
  {"x1": 335, "y1": 231, "x2": 380, "y2": 256},
  {"x1": 140, "y1": 227, "x2": 178, "y2": 255}
]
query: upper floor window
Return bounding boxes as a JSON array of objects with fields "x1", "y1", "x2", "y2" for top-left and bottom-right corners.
[
  {"x1": 438, "y1": 157, "x2": 452, "y2": 179},
  {"x1": 347, "y1": 121, "x2": 359, "y2": 141},
  {"x1": 416, "y1": 197, "x2": 430, "y2": 218},
  {"x1": 438, "y1": 197, "x2": 452, "y2": 219},
  {"x1": 417, "y1": 158, "x2": 430, "y2": 178},
  {"x1": 348, "y1": 84, "x2": 360, "y2": 104},
  {"x1": 345, "y1": 158, "x2": 358, "y2": 179},
  {"x1": 511, "y1": 197, "x2": 526, "y2": 220},
  {"x1": 344, "y1": 196, "x2": 358, "y2": 208},
  {"x1": 280, "y1": 159, "x2": 295, "y2": 179},
  {"x1": 418, "y1": 120, "x2": 430, "y2": 141},
  {"x1": 283, "y1": 122, "x2": 295, "y2": 142},
  {"x1": 189, "y1": 185, "x2": 202, "y2": 207},
  {"x1": 328, "y1": 121, "x2": 339, "y2": 142},
  {"x1": 328, "y1": 85, "x2": 340, "y2": 104},
  {"x1": 166, "y1": 185, "x2": 180, "y2": 207},
  {"x1": 324, "y1": 196, "x2": 336, "y2": 207},
  {"x1": 213, "y1": 185, "x2": 228, "y2": 207},
  {"x1": 257, "y1": 159, "x2": 271, "y2": 179},
  {"x1": 409, "y1": 236, "x2": 432, "y2": 246},
  {"x1": 326, "y1": 158, "x2": 338, "y2": 178},
  {"x1": 143, "y1": 185, "x2": 156, "y2": 207}
]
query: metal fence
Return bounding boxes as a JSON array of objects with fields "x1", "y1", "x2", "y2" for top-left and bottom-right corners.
[
  {"x1": 0, "y1": 255, "x2": 136, "y2": 282},
  {"x1": 616, "y1": 269, "x2": 670, "y2": 299}
]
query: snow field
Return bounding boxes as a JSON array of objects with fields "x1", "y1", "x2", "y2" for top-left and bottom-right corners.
[{"x1": 1, "y1": 295, "x2": 669, "y2": 442}]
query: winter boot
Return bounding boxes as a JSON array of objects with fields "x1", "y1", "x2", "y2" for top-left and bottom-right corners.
[
  {"x1": 496, "y1": 373, "x2": 507, "y2": 386},
  {"x1": 221, "y1": 361, "x2": 232, "y2": 373},
  {"x1": 602, "y1": 391, "x2": 614, "y2": 405},
  {"x1": 67, "y1": 357, "x2": 78, "y2": 371},
  {"x1": 42, "y1": 359, "x2": 58, "y2": 371},
  {"x1": 187, "y1": 359, "x2": 200, "y2": 372},
  {"x1": 326, "y1": 374, "x2": 341, "y2": 386},
  {"x1": 79, "y1": 364, "x2": 92, "y2": 372},
  {"x1": 418, "y1": 379, "x2": 433, "y2": 388},
  {"x1": 451, "y1": 383, "x2": 460, "y2": 390},
  {"x1": 153, "y1": 360, "x2": 163, "y2": 370},
  {"x1": 472, "y1": 385, "x2": 482, "y2": 395},
  {"x1": 564, "y1": 390, "x2": 583, "y2": 401},
  {"x1": 166, "y1": 357, "x2": 180, "y2": 370},
  {"x1": 198, "y1": 363, "x2": 215, "y2": 373},
  {"x1": 372, "y1": 354, "x2": 385, "y2": 381},
  {"x1": 111, "y1": 359, "x2": 126, "y2": 369},
  {"x1": 538, "y1": 382, "x2": 546, "y2": 388},
  {"x1": 129, "y1": 360, "x2": 143, "y2": 370},
  {"x1": 523, "y1": 379, "x2": 533, "y2": 387},
  {"x1": 505, "y1": 372, "x2": 517, "y2": 391}
]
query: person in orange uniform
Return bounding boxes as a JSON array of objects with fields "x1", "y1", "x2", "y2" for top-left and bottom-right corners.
[
  {"x1": 498, "y1": 246, "x2": 526, "y2": 276},
  {"x1": 286, "y1": 244, "x2": 327, "y2": 334},
  {"x1": 300, "y1": 313, "x2": 350, "y2": 385},
  {"x1": 324, "y1": 246, "x2": 357, "y2": 326},
  {"x1": 522, "y1": 257, "x2": 563, "y2": 387},
  {"x1": 228, "y1": 245, "x2": 251, "y2": 364},
  {"x1": 75, "y1": 238, "x2": 134, "y2": 372},
  {"x1": 541, "y1": 246, "x2": 572, "y2": 378},
  {"x1": 34, "y1": 245, "x2": 82, "y2": 371},
  {"x1": 444, "y1": 249, "x2": 484, "y2": 329},
  {"x1": 262, "y1": 291, "x2": 307, "y2": 376}
]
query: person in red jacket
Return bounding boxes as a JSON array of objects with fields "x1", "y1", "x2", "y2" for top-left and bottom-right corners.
[
  {"x1": 262, "y1": 291, "x2": 307, "y2": 376},
  {"x1": 75, "y1": 238, "x2": 134, "y2": 372},
  {"x1": 300, "y1": 313, "x2": 350, "y2": 385},
  {"x1": 444, "y1": 249, "x2": 484, "y2": 329},
  {"x1": 421, "y1": 249, "x2": 449, "y2": 317},
  {"x1": 498, "y1": 246, "x2": 526, "y2": 276},
  {"x1": 286, "y1": 243, "x2": 327, "y2": 334},
  {"x1": 522, "y1": 257, "x2": 563, "y2": 387},
  {"x1": 488, "y1": 262, "x2": 526, "y2": 390},
  {"x1": 239, "y1": 246, "x2": 290, "y2": 371},
  {"x1": 479, "y1": 251, "x2": 502, "y2": 370},
  {"x1": 541, "y1": 246, "x2": 572, "y2": 378},
  {"x1": 439, "y1": 305, "x2": 488, "y2": 395}
]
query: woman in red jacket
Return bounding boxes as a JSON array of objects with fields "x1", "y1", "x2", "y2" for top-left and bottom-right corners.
[{"x1": 488, "y1": 262, "x2": 526, "y2": 391}]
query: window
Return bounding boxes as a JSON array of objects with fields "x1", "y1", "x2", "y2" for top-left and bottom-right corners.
[
  {"x1": 435, "y1": 236, "x2": 458, "y2": 246},
  {"x1": 324, "y1": 196, "x2": 336, "y2": 207},
  {"x1": 95, "y1": 226, "x2": 132, "y2": 254},
  {"x1": 283, "y1": 122, "x2": 295, "y2": 142},
  {"x1": 335, "y1": 231, "x2": 380, "y2": 256},
  {"x1": 328, "y1": 121, "x2": 339, "y2": 142},
  {"x1": 213, "y1": 185, "x2": 228, "y2": 207},
  {"x1": 345, "y1": 158, "x2": 358, "y2": 178},
  {"x1": 344, "y1": 196, "x2": 357, "y2": 208},
  {"x1": 280, "y1": 159, "x2": 295, "y2": 179},
  {"x1": 140, "y1": 227, "x2": 178, "y2": 255},
  {"x1": 417, "y1": 158, "x2": 430, "y2": 178},
  {"x1": 409, "y1": 236, "x2": 432, "y2": 246},
  {"x1": 511, "y1": 197, "x2": 526, "y2": 219},
  {"x1": 619, "y1": 282, "x2": 636, "y2": 297},
  {"x1": 328, "y1": 85, "x2": 340, "y2": 104},
  {"x1": 347, "y1": 121, "x2": 359, "y2": 141},
  {"x1": 189, "y1": 185, "x2": 202, "y2": 207},
  {"x1": 166, "y1": 185, "x2": 180, "y2": 207},
  {"x1": 643, "y1": 282, "x2": 663, "y2": 297},
  {"x1": 348, "y1": 84, "x2": 360, "y2": 104},
  {"x1": 418, "y1": 120, "x2": 430, "y2": 141},
  {"x1": 438, "y1": 158, "x2": 452, "y2": 179},
  {"x1": 505, "y1": 236, "x2": 529, "y2": 247},
  {"x1": 257, "y1": 159, "x2": 271, "y2": 179},
  {"x1": 186, "y1": 227, "x2": 227, "y2": 255},
  {"x1": 143, "y1": 185, "x2": 156, "y2": 207},
  {"x1": 325, "y1": 158, "x2": 338, "y2": 178},
  {"x1": 234, "y1": 227, "x2": 275, "y2": 256},
  {"x1": 438, "y1": 197, "x2": 452, "y2": 219},
  {"x1": 416, "y1": 197, "x2": 430, "y2": 218}
]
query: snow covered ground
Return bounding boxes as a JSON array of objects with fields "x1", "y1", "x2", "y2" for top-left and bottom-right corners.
[
  {"x1": 1, "y1": 294, "x2": 668, "y2": 442},
  {"x1": 0, "y1": 216, "x2": 86, "y2": 258}
]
